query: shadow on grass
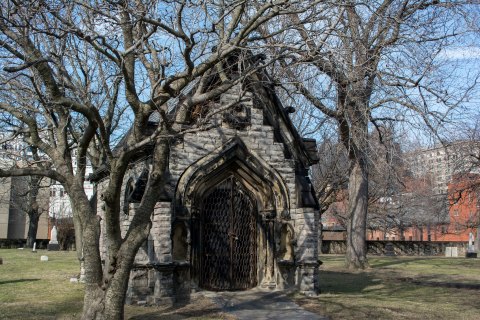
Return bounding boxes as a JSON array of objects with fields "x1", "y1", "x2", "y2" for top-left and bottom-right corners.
[
  {"x1": 0, "y1": 278, "x2": 40, "y2": 285},
  {"x1": 320, "y1": 271, "x2": 376, "y2": 294},
  {"x1": 0, "y1": 290, "x2": 83, "y2": 320},
  {"x1": 368, "y1": 257, "x2": 431, "y2": 269},
  {"x1": 398, "y1": 277, "x2": 480, "y2": 290}
]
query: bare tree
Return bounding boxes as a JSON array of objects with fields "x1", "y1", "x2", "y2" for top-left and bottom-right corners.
[
  {"x1": 311, "y1": 132, "x2": 349, "y2": 216},
  {"x1": 0, "y1": 1, "x2": 313, "y2": 318},
  {"x1": 264, "y1": 1, "x2": 479, "y2": 268}
]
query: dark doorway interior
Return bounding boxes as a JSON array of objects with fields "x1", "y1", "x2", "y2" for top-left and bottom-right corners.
[{"x1": 199, "y1": 176, "x2": 257, "y2": 291}]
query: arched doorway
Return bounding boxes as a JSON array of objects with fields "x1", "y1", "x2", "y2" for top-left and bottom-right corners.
[{"x1": 199, "y1": 175, "x2": 257, "y2": 290}]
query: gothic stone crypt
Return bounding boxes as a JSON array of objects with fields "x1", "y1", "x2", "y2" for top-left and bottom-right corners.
[{"x1": 92, "y1": 66, "x2": 321, "y2": 304}]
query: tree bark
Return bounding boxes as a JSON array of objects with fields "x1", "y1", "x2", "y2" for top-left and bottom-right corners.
[
  {"x1": 345, "y1": 158, "x2": 369, "y2": 269},
  {"x1": 26, "y1": 211, "x2": 39, "y2": 248},
  {"x1": 81, "y1": 214, "x2": 104, "y2": 320}
]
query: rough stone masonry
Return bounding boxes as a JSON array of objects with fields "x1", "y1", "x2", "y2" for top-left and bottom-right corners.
[{"x1": 92, "y1": 69, "x2": 322, "y2": 305}]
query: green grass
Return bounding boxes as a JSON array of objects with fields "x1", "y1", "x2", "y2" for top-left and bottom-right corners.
[
  {"x1": 0, "y1": 249, "x2": 230, "y2": 320},
  {"x1": 0, "y1": 249, "x2": 84, "y2": 320},
  {"x1": 295, "y1": 255, "x2": 480, "y2": 320},
  {"x1": 2, "y1": 250, "x2": 479, "y2": 320}
]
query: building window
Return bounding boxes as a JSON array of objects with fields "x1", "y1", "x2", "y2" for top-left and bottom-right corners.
[{"x1": 453, "y1": 209, "x2": 459, "y2": 217}]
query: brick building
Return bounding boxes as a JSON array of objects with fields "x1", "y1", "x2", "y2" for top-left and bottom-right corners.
[{"x1": 366, "y1": 174, "x2": 479, "y2": 245}]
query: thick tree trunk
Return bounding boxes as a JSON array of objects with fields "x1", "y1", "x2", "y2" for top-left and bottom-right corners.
[
  {"x1": 81, "y1": 214, "x2": 105, "y2": 320},
  {"x1": 81, "y1": 248, "x2": 140, "y2": 320},
  {"x1": 345, "y1": 159, "x2": 369, "y2": 269},
  {"x1": 26, "y1": 211, "x2": 39, "y2": 248},
  {"x1": 80, "y1": 138, "x2": 171, "y2": 320},
  {"x1": 80, "y1": 215, "x2": 152, "y2": 320},
  {"x1": 73, "y1": 209, "x2": 86, "y2": 281}
]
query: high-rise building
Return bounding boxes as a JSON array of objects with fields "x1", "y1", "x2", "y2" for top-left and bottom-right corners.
[{"x1": 405, "y1": 140, "x2": 480, "y2": 194}]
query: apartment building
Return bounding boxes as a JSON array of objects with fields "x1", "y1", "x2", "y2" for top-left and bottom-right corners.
[
  {"x1": 0, "y1": 139, "x2": 49, "y2": 240},
  {"x1": 405, "y1": 140, "x2": 480, "y2": 194}
]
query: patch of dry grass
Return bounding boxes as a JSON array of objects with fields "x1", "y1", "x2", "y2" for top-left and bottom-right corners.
[
  {"x1": 295, "y1": 255, "x2": 480, "y2": 320},
  {"x1": 2, "y1": 250, "x2": 479, "y2": 320},
  {"x1": 0, "y1": 249, "x2": 83, "y2": 320},
  {"x1": 0, "y1": 249, "x2": 232, "y2": 320}
]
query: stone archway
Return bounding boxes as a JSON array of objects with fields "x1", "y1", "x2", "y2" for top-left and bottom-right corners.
[
  {"x1": 199, "y1": 175, "x2": 257, "y2": 290},
  {"x1": 174, "y1": 137, "x2": 294, "y2": 291}
]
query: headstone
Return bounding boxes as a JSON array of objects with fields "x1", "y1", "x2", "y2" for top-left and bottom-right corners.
[
  {"x1": 468, "y1": 232, "x2": 475, "y2": 252},
  {"x1": 40, "y1": 255, "x2": 48, "y2": 261},
  {"x1": 384, "y1": 242, "x2": 396, "y2": 256},
  {"x1": 466, "y1": 232, "x2": 477, "y2": 258},
  {"x1": 70, "y1": 277, "x2": 79, "y2": 283},
  {"x1": 0, "y1": 257, "x2": 3, "y2": 265},
  {"x1": 47, "y1": 226, "x2": 60, "y2": 251},
  {"x1": 32, "y1": 242, "x2": 37, "y2": 252},
  {"x1": 446, "y1": 246, "x2": 458, "y2": 257}
]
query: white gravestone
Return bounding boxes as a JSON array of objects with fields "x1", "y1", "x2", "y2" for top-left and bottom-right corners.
[
  {"x1": 468, "y1": 232, "x2": 475, "y2": 253},
  {"x1": 50, "y1": 226, "x2": 58, "y2": 244},
  {"x1": 466, "y1": 232, "x2": 477, "y2": 258},
  {"x1": 47, "y1": 226, "x2": 60, "y2": 251}
]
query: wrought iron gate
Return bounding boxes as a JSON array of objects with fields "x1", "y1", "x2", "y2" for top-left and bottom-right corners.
[{"x1": 200, "y1": 176, "x2": 257, "y2": 290}]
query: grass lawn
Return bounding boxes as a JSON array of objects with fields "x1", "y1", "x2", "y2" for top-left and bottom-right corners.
[
  {"x1": 295, "y1": 255, "x2": 480, "y2": 320},
  {"x1": 0, "y1": 249, "x2": 230, "y2": 320},
  {"x1": 1, "y1": 250, "x2": 479, "y2": 320},
  {"x1": 0, "y1": 249, "x2": 83, "y2": 320}
]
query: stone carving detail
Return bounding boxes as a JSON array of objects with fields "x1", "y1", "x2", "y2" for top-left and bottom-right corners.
[
  {"x1": 279, "y1": 224, "x2": 295, "y2": 261},
  {"x1": 172, "y1": 221, "x2": 188, "y2": 261},
  {"x1": 223, "y1": 104, "x2": 251, "y2": 129}
]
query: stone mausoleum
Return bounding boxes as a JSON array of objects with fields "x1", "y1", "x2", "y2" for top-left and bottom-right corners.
[{"x1": 94, "y1": 61, "x2": 321, "y2": 304}]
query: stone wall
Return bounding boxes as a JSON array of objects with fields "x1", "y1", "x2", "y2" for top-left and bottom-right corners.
[
  {"x1": 321, "y1": 240, "x2": 470, "y2": 256},
  {"x1": 98, "y1": 84, "x2": 320, "y2": 304}
]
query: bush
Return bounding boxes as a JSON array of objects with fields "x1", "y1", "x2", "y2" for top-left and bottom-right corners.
[{"x1": 55, "y1": 217, "x2": 75, "y2": 250}]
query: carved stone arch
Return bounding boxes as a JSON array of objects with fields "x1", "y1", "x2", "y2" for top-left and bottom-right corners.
[{"x1": 174, "y1": 137, "x2": 290, "y2": 218}]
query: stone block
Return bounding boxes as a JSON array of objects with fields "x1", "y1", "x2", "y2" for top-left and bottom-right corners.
[
  {"x1": 47, "y1": 243, "x2": 60, "y2": 251},
  {"x1": 466, "y1": 252, "x2": 477, "y2": 258}
]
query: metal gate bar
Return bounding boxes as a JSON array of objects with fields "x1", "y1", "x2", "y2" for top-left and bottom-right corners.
[{"x1": 200, "y1": 176, "x2": 257, "y2": 290}]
